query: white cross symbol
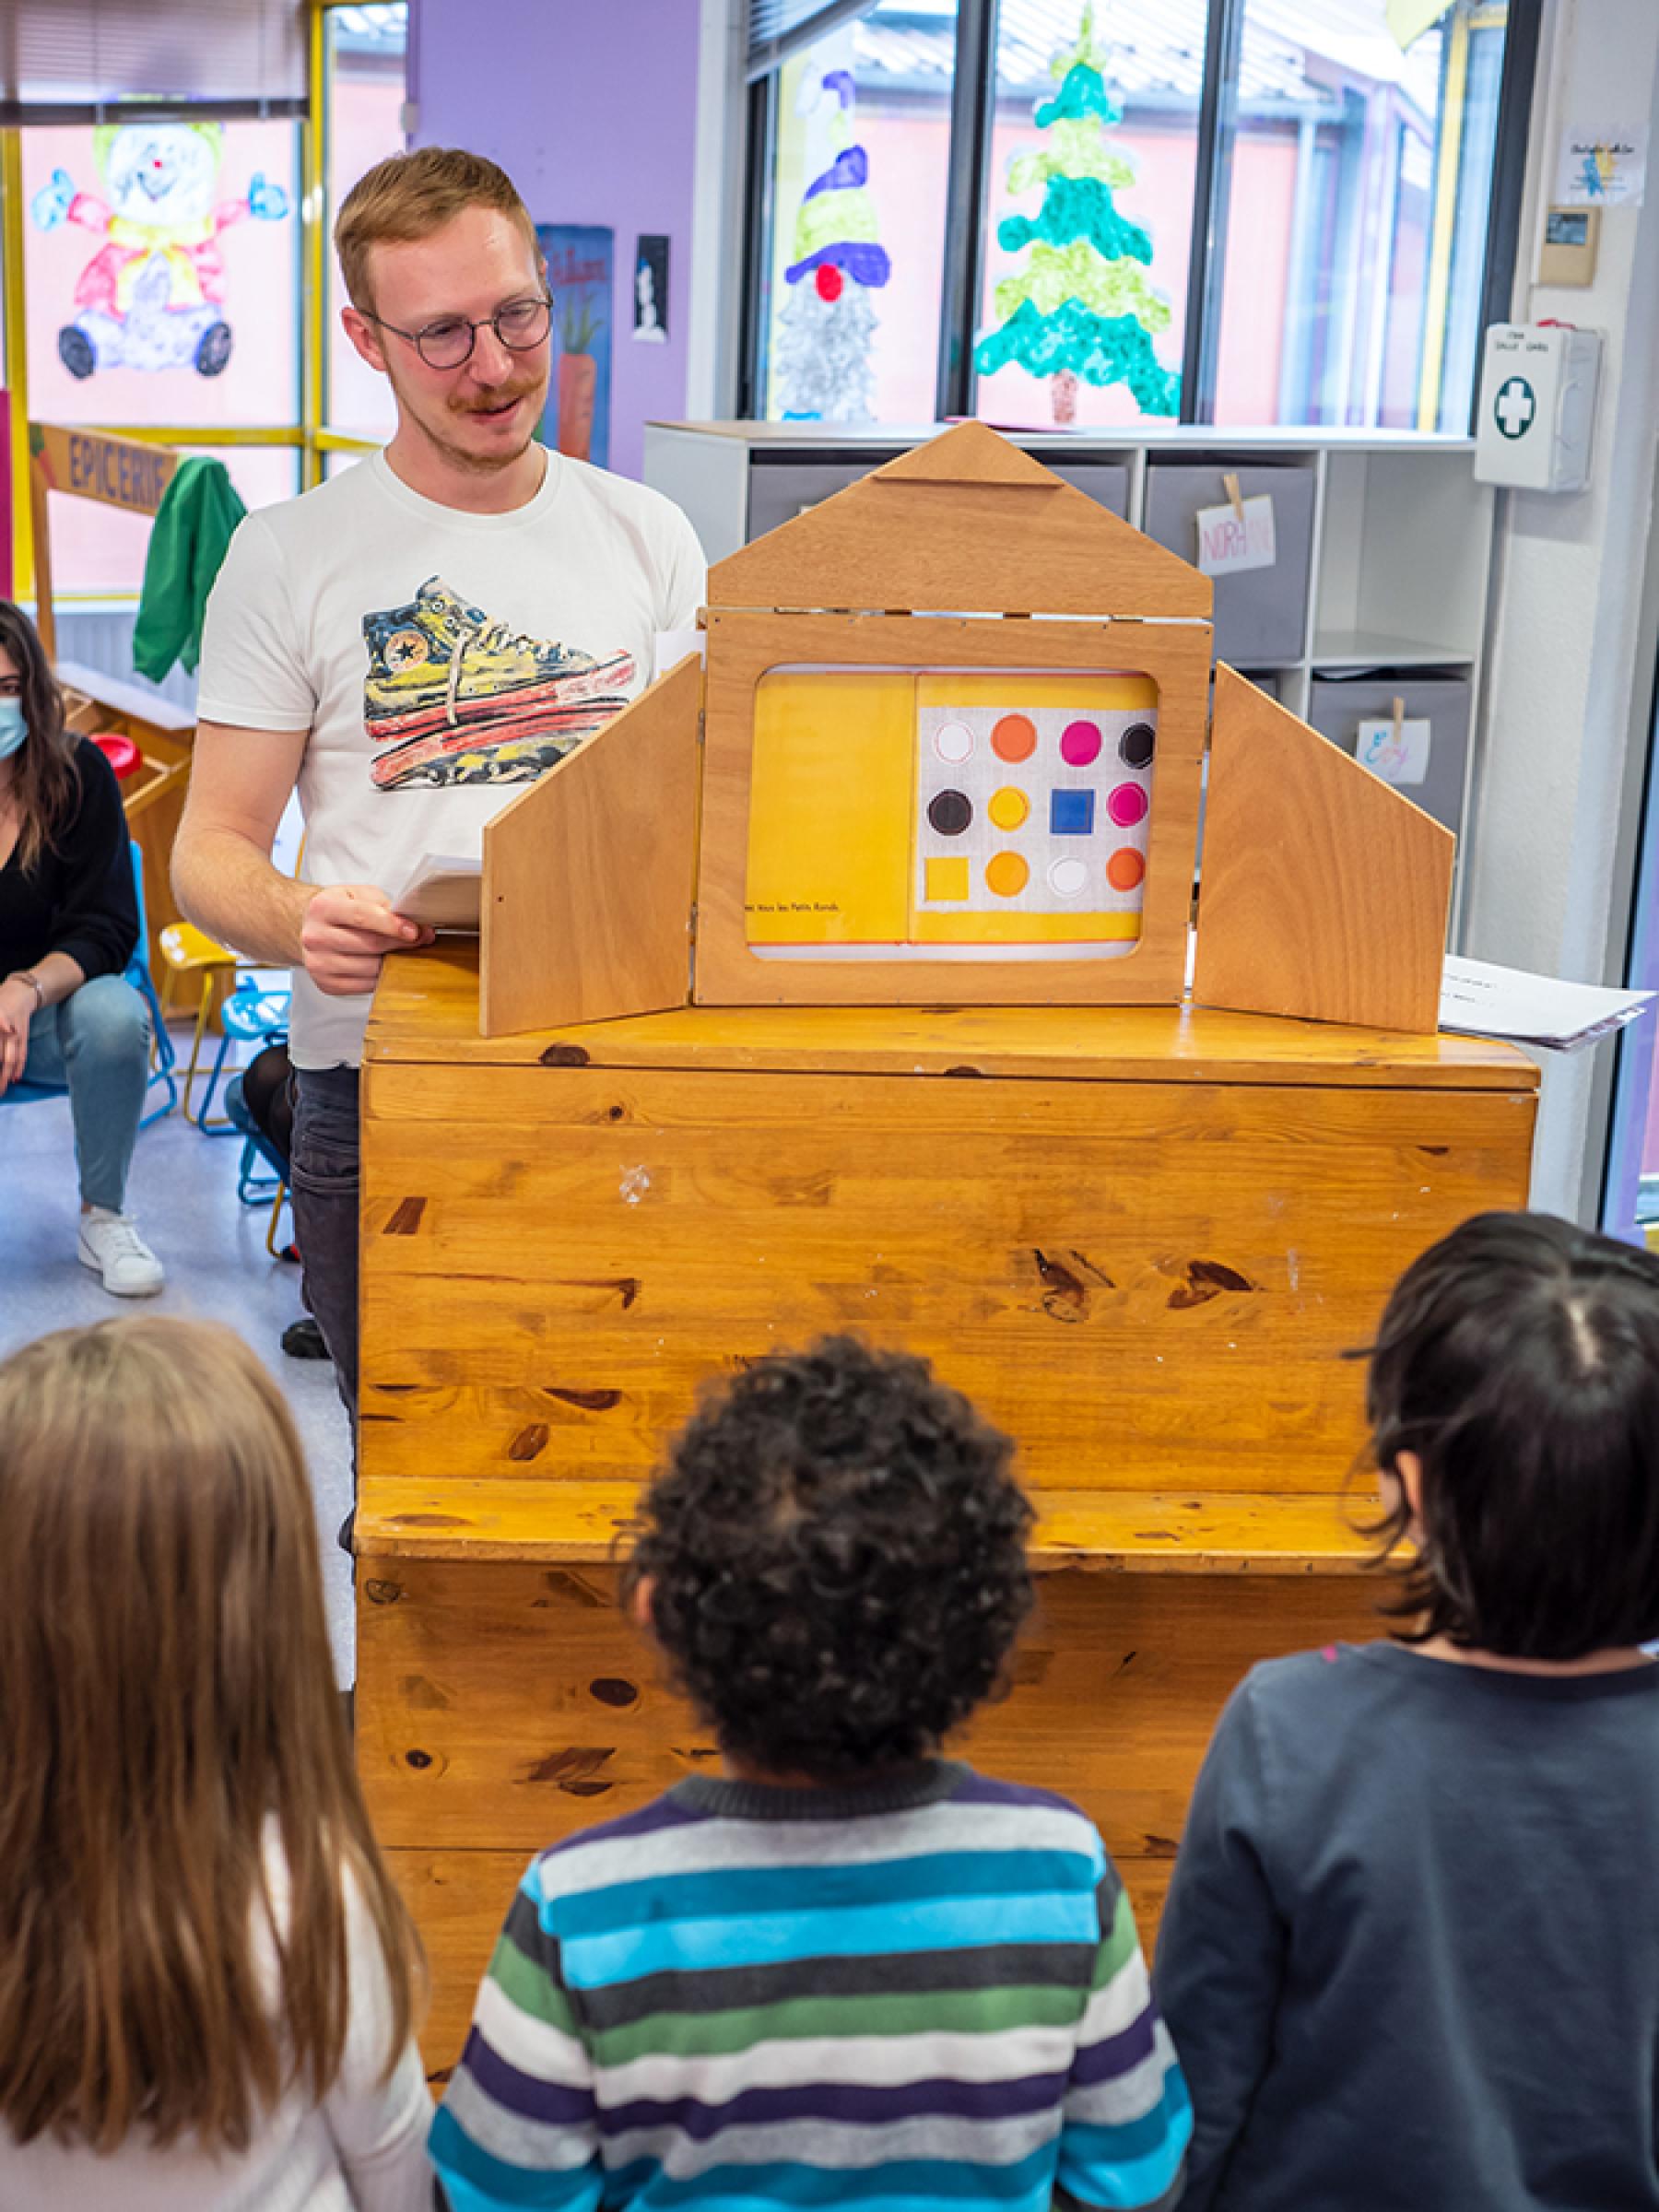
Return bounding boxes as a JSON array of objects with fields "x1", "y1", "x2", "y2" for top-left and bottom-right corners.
[{"x1": 1496, "y1": 377, "x2": 1535, "y2": 438}]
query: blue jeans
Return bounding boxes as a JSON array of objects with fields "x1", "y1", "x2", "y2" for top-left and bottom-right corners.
[{"x1": 21, "y1": 974, "x2": 151, "y2": 1212}]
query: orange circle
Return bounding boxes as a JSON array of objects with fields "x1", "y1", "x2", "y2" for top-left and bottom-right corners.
[
  {"x1": 992, "y1": 713, "x2": 1037, "y2": 763},
  {"x1": 988, "y1": 785, "x2": 1030, "y2": 830},
  {"x1": 985, "y1": 851, "x2": 1030, "y2": 898},
  {"x1": 1107, "y1": 847, "x2": 1146, "y2": 892}
]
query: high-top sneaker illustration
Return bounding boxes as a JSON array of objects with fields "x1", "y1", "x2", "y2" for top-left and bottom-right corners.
[{"x1": 363, "y1": 577, "x2": 636, "y2": 789}]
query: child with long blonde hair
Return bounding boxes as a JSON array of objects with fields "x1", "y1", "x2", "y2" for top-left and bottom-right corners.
[{"x1": 0, "y1": 1315, "x2": 431, "y2": 2207}]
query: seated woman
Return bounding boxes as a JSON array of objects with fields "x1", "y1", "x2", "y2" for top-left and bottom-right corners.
[{"x1": 0, "y1": 602, "x2": 163, "y2": 1293}]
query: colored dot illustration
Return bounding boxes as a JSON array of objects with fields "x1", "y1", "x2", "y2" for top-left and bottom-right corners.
[
  {"x1": 1048, "y1": 857, "x2": 1088, "y2": 897},
  {"x1": 934, "y1": 721, "x2": 974, "y2": 764},
  {"x1": 1107, "y1": 847, "x2": 1146, "y2": 892},
  {"x1": 1050, "y1": 788, "x2": 1096, "y2": 836},
  {"x1": 985, "y1": 851, "x2": 1030, "y2": 898},
  {"x1": 1107, "y1": 782, "x2": 1148, "y2": 829},
  {"x1": 988, "y1": 785, "x2": 1030, "y2": 831},
  {"x1": 925, "y1": 856, "x2": 971, "y2": 903},
  {"x1": 928, "y1": 789, "x2": 972, "y2": 836},
  {"x1": 1060, "y1": 719, "x2": 1102, "y2": 767},
  {"x1": 992, "y1": 713, "x2": 1037, "y2": 763},
  {"x1": 1120, "y1": 722, "x2": 1157, "y2": 769}
]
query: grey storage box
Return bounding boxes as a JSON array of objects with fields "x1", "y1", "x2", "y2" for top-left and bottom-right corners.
[
  {"x1": 747, "y1": 453, "x2": 1130, "y2": 540},
  {"x1": 1307, "y1": 672, "x2": 1472, "y2": 837},
  {"x1": 1144, "y1": 462, "x2": 1315, "y2": 664}
]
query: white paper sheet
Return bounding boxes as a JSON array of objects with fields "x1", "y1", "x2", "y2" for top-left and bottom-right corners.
[
  {"x1": 1439, "y1": 956, "x2": 1655, "y2": 1051},
  {"x1": 388, "y1": 853, "x2": 482, "y2": 933}
]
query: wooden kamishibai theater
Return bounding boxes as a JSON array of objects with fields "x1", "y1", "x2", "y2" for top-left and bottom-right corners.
[{"x1": 352, "y1": 425, "x2": 1537, "y2": 2066}]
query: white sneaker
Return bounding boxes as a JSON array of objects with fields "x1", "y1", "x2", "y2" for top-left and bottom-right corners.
[{"x1": 77, "y1": 1208, "x2": 166, "y2": 1297}]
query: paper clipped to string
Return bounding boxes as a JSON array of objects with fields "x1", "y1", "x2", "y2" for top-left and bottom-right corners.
[{"x1": 1439, "y1": 957, "x2": 1654, "y2": 1052}]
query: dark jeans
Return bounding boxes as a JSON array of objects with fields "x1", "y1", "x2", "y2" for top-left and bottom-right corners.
[{"x1": 289, "y1": 1064, "x2": 361, "y2": 1425}]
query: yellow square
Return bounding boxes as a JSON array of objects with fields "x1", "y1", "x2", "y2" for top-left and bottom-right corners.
[{"x1": 925, "y1": 856, "x2": 971, "y2": 903}]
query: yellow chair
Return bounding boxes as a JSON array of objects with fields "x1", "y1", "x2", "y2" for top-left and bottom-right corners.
[{"x1": 158, "y1": 922, "x2": 248, "y2": 1128}]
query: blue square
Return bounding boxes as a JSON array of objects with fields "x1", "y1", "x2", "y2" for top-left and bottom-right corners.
[{"x1": 1050, "y1": 788, "x2": 1095, "y2": 836}]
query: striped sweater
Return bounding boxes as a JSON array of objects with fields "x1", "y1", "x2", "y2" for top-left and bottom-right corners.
[{"x1": 431, "y1": 1760, "x2": 1191, "y2": 2210}]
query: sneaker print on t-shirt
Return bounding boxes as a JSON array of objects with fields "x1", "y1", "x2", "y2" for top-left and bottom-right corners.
[{"x1": 362, "y1": 576, "x2": 635, "y2": 790}]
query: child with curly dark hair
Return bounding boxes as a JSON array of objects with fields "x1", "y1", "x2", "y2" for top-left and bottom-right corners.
[
  {"x1": 433, "y1": 1335, "x2": 1191, "y2": 2212},
  {"x1": 1156, "y1": 1212, "x2": 1659, "y2": 2211}
]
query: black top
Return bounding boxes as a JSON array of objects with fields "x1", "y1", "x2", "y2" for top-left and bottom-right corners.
[
  {"x1": 1156, "y1": 1640, "x2": 1659, "y2": 2211},
  {"x1": 0, "y1": 737, "x2": 137, "y2": 982}
]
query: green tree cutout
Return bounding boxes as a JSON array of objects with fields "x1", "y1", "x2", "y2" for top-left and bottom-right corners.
[{"x1": 976, "y1": 3, "x2": 1181, "y2": 422}]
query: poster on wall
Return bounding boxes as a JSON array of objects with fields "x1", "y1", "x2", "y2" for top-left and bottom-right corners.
[
  {"x1": 537, "y1": 223, "x2": 612, "y2": 468},
  {"x1": 633, "y1": 234, "x2": 669, "y2": 343}
]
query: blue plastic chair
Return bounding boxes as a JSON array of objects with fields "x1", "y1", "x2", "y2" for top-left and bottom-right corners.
[
  {"x1": 192, "y1": 978, "x2": 291, "y2": 1135},
  {"x1": 4, "y1": 841, "x2": 179, "y2": 1125}
]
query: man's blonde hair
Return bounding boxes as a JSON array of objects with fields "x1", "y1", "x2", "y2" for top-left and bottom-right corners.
[{"x1": 335, "y1": 146, "x2": 538, "y2": 312}]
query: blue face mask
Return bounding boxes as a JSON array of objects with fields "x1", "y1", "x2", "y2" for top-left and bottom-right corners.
[{"x1": 0, "y1": 700, "x2": 25, "y2": 759}]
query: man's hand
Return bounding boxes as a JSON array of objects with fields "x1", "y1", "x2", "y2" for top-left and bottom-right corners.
[
  {"x1": 0, "y1": 977, "x2": 40, "y2": 1096},
  {"x1": 300, "y1": 885, "x2": 435, "y2": 997}
]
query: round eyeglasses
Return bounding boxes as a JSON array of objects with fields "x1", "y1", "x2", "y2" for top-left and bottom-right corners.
[{"x1": 363, "y1": 293, "x2": 552, "y2": 371}]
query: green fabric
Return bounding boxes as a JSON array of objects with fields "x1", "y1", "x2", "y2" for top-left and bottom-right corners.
[{"x1": 132, "y1": 455, "x2": 247, "y2": 681}]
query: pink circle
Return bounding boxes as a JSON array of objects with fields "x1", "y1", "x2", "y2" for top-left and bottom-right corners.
[
  {"x1": 1107, "y1": 782, "x2": 1148, "y2": 828},
  {"x1": 1060, "y1": 719, "x2": 1102, "y2": 767}
]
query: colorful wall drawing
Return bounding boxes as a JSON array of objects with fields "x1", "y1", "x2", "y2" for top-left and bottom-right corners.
[
  {"x1": 538, "y1": 223, "x2": 613, "y2": 469},
  {"x1": 975, "y1": 2, "x2": 1180, "y2": 422},
  {"x1": 772, "y1": 66, "x2": 891, "y2": 421},
  {"x1": 30, "y1": 122, "x2": 289, "y2": 382}
]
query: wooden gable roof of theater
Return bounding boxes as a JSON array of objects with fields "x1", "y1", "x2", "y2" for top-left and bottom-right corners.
[{"x1": 705, "y1": 420, "x2": 1214, "y2": 622}]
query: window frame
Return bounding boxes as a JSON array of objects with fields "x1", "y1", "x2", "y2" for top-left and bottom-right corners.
[{"x1": 740, "y1": 0, "x2": 1544, "y2": 436}]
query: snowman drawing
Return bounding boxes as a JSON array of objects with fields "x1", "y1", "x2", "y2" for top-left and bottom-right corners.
[{"x1": 31, "y1": 121, "x2": 289, "y2": 379}]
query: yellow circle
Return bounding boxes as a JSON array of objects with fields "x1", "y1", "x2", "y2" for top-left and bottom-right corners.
[
  {"x1": 985, "y1": 852, "x2": 1030, "y2": 898},
  {"x1": 988, "y1": 785, "x2": 1030, "y2": 831}
]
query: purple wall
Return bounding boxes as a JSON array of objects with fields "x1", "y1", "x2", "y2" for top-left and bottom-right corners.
[{"x1": 408, "y1": 0, "x2": 700, "y2": 481}]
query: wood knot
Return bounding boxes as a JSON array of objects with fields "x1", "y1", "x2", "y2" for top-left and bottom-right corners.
[
  {"x1": 523, "y1": 1746, "x2": 617, "y2": 1794},
  {"x1": 540, "y1": 1041, "x2": 592, "y2": 1066},
  {"x1": 942, "y1": 1065, "x2": 984, "y2": 1078},
  {"x1": 1167, "y1": 1258, "x2": 1260, "y2": 1309},
  {"x1": 382, "y1": 1196, "x2": 426, "y2": 1236},
  {"x1": 404, "y1": 1747, "x2": 435, "y2": 1771},
  {"x1": 508, "y1": 1423, "x2": 549, "y2": 1463},
  {"x1": 547, "y1": 1387, "x2": 623, "y2": 1412},
  {"x1": 363, "y1": 1579, "x2": 404, "y2": 1606},
  {"x1": 589, "y1": 1677, "x2": 639, "y2": 1708}
]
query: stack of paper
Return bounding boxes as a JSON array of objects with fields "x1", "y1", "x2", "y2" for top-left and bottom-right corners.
[
  {"x1": 389, "y1": 853, "x2": 481, "y2": 932},
  {"x1": 1439, "y1": 957, "x2": 1656, "y2": 1051}
]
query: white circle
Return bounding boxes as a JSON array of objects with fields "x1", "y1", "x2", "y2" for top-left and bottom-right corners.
[
  {"x1": 1048, "y1": 857, "x2": 1088, "y2": 897},
  {"x1": 933, "y1": 721, "x2": 974, "y2": 764}
]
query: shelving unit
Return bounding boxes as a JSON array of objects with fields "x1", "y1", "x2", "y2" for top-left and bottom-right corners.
[{"x1": 644, "y1": 421, "x2": 1497, "y2": 925}]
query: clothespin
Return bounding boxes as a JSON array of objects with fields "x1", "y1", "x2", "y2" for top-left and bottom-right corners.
[
  {"x1": 1391, "y1": 695, "x2": 1406, "y2": 747},
  {"x1": 1223, "y1": 472, "x2": 1245, "y2": 524}
]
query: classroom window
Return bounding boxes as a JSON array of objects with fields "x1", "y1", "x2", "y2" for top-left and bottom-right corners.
[
  {"x1": 743, "y1": 0, "x2": 1533, "y2": 430},
  {"x1": 754, "y1": 0, "x2": 958, "y2": 426},
  {"x1": 1212, "y1": 0, "x2": 1511, "y2": 429},
  {"x1": 324, "y1": 2, "x2": 409, "y2": 439}
]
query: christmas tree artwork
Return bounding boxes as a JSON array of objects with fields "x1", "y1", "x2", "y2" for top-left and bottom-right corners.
[
  {"x1": 975, "y1": 4, "x2": 1180, "y2": 425},
  {"x1": 771, "y1": 66, "x2": 891, "y2": 421}
]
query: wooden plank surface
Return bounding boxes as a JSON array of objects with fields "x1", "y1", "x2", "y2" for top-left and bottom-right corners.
[
  {"x1": 480, "y1": 654, "x2": 701, "y2": 1036},
  {"x1": 693, "y1": 610, "x2": 1209, "y2": 1009},
  {"x1": 1195, "y1": 665, "x2": 1454, "y2": 1032},
  {"x1": 365, "y1": 940, "x2": 1537, "y2": 1090},
  {"x1": 357, "y1": 1477, "x2": 1378, "y2": 1570},
  {"x1": 361, "y1": 1563, "x2": 1382, "y2": 2073},
  {"x1": 359, "y1": 1058, "x2": 1534, "y2": 1496},
  {"x1": 705, "y1": 425, "x2": 1214, "y2": 620}
]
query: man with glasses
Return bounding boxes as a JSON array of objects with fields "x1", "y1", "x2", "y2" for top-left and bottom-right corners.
[{"x1": 173, "y1": 147, "x2": 705, "y2": 1425}]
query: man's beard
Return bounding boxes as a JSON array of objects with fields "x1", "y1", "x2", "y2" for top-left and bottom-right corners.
[{"x1": 391, "y1": 362, "x2": 547, "y2": 477}]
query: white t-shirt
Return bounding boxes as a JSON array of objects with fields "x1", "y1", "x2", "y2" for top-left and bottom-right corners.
[
  {"x1": 196, "y1": 446, "x2": 706, "y2": 1066},
  {"x1": 0, "y1": 1841, "x2": 432, "y2": 2211}
]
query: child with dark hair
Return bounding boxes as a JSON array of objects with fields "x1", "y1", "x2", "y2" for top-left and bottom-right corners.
[
  {"x1": 433, "y1": 1335, "x2": 1191, "y2": 2212},
  {"x1": 1156, "y1": 1210, "x2": 1659, "y2": 2212}
]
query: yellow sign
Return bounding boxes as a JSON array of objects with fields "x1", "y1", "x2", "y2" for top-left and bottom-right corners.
[
  {"x1": 1387, "y1": 0, "x2": 1453, "y2": 47},
  {"x1": 30, "y1": 423, "x2": 177, "y2": 516}
]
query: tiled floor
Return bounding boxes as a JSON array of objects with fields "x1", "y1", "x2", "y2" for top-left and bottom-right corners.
[{"x1": 0, "y1": 1063, "x2": 358, "y2": 1684}]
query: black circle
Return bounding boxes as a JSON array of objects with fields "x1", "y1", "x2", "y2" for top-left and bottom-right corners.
[
  {"x1": 928, "y1": 789, "x2": 972, "y2": 836},
  {"x1": 195, "y1": 321, "x2": 233, "y2": 377},
  {"x1": 1120, "y1": 723, "x2": 1156, "y2": 769},
  {"x1": 58, "y1": 325, "x2": 95, "y2": 380}
]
